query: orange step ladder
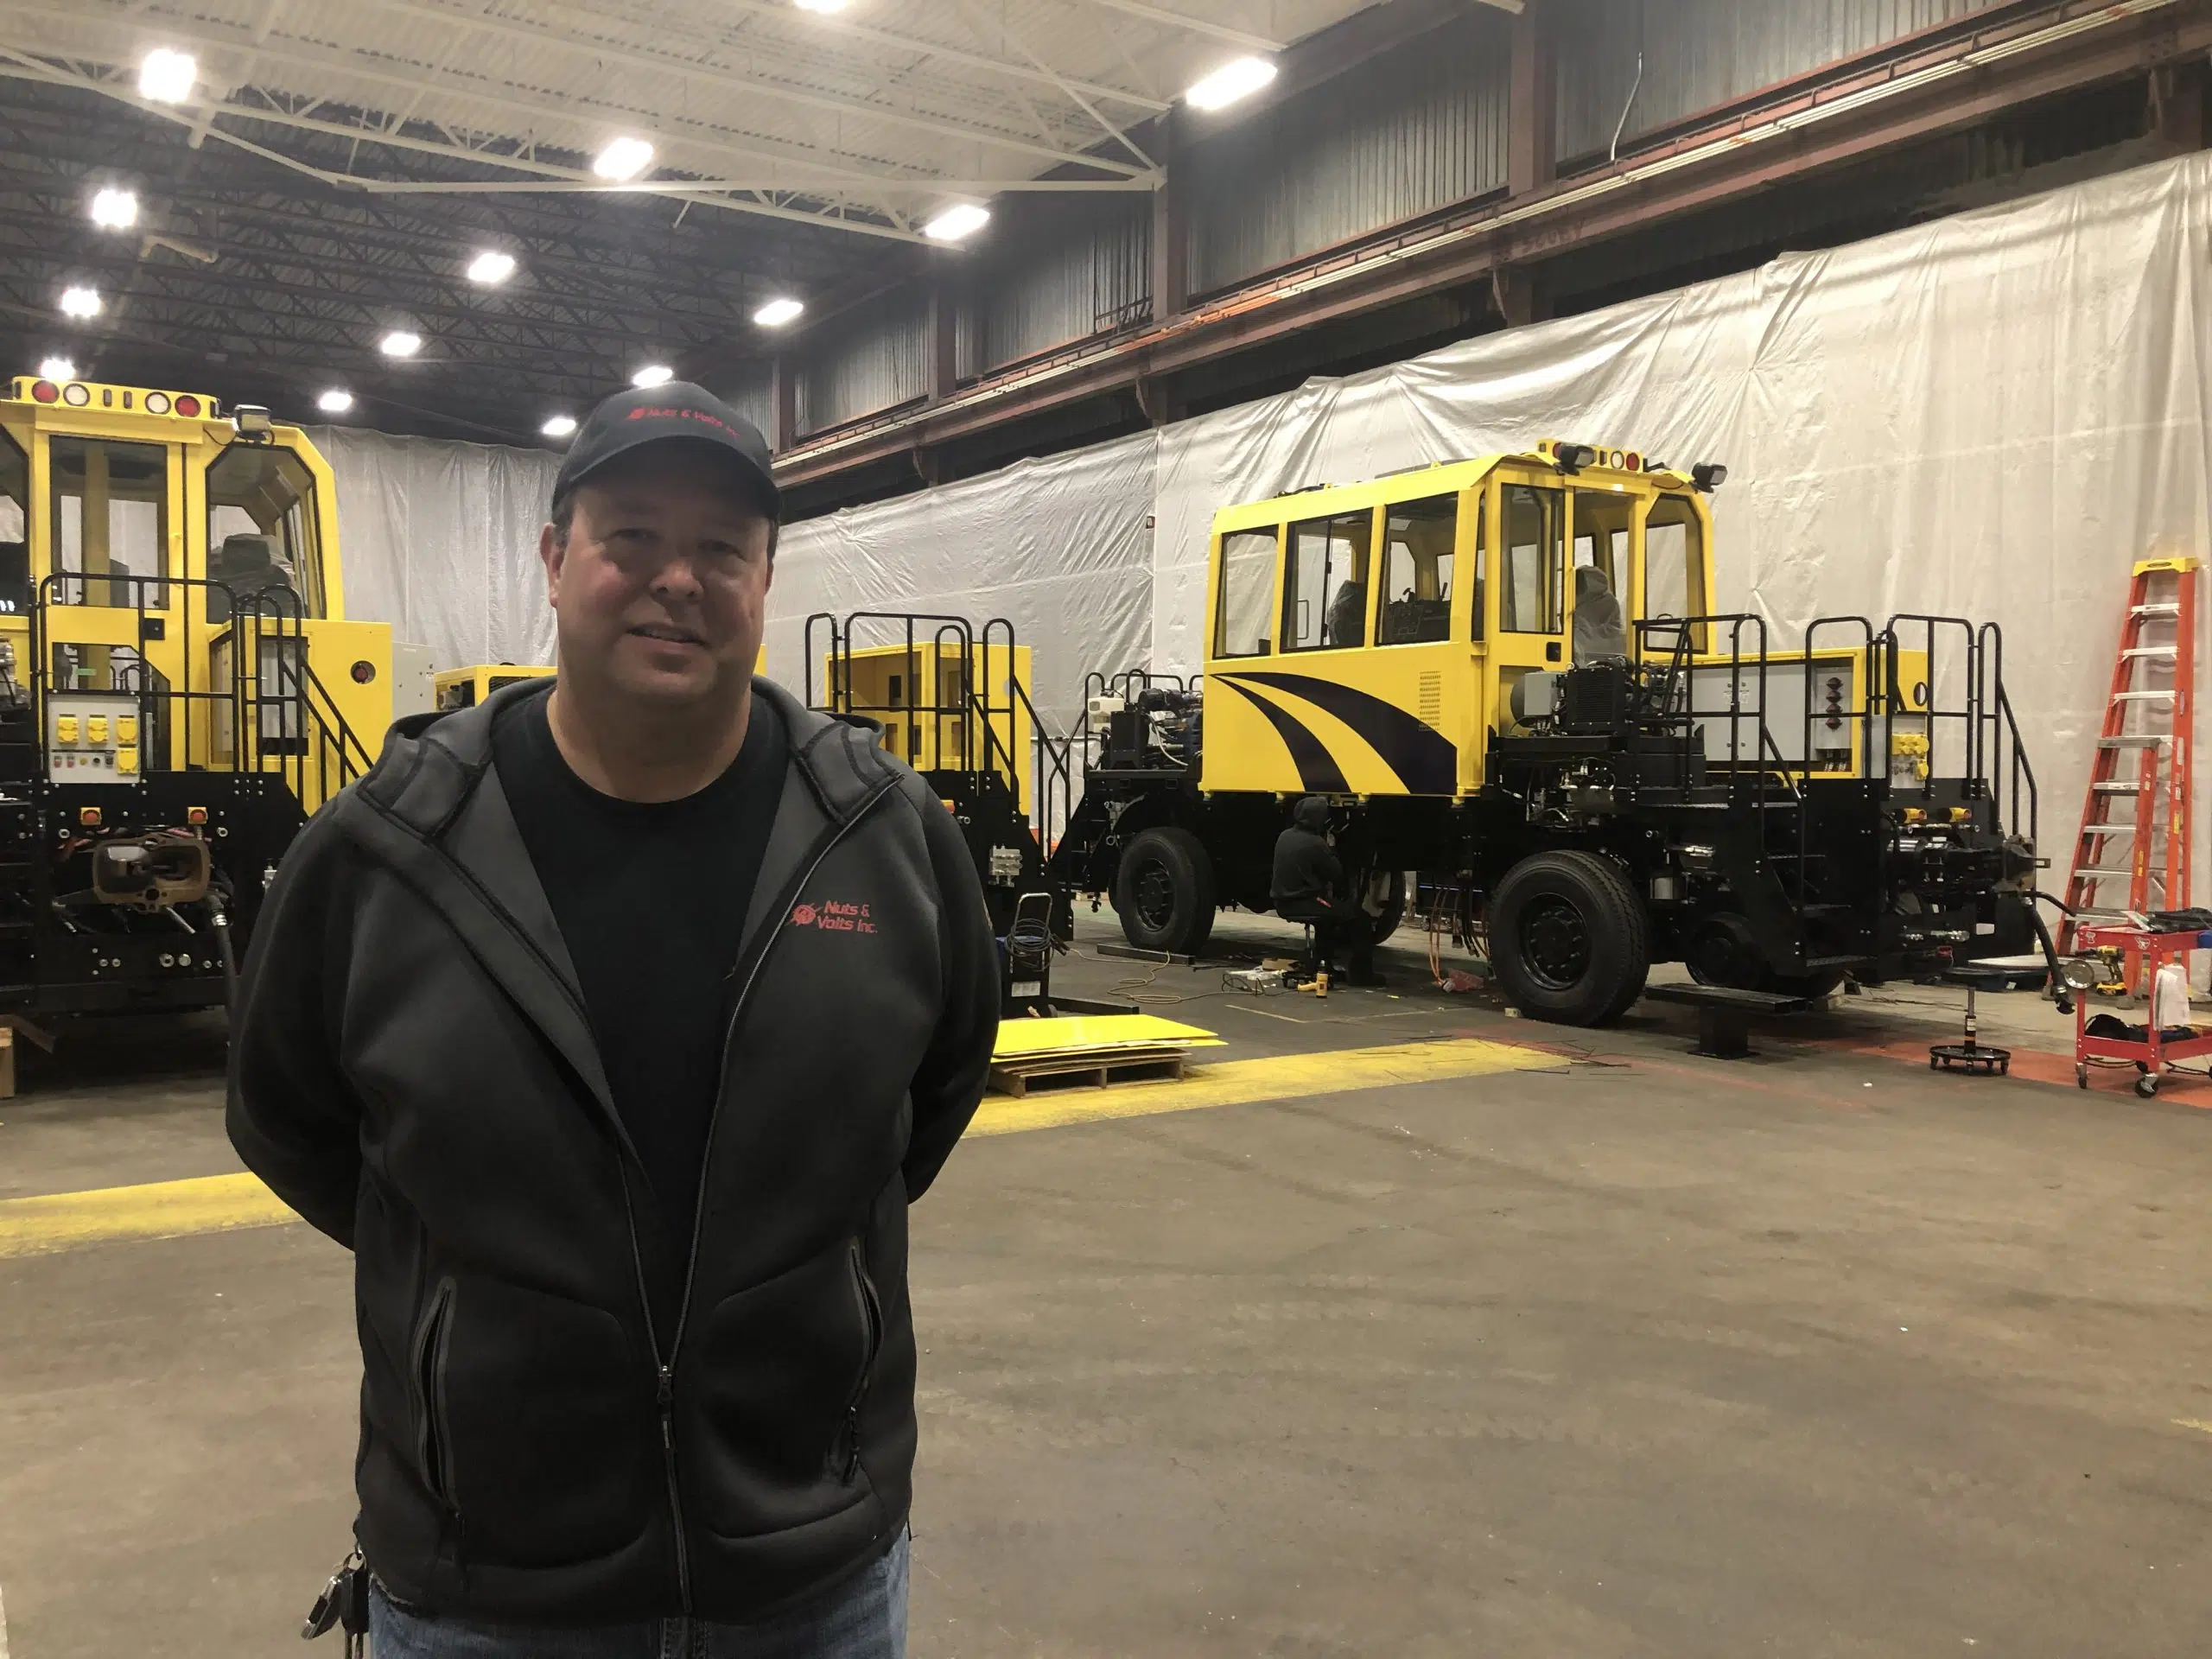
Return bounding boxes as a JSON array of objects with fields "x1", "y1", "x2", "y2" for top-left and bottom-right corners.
[{"x1": 2058, "y1": 557, "x2": 2197, "y2": 971}]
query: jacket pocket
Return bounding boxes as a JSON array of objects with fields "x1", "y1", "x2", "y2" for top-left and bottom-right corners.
[
  {"x1": 837, "y1": 1239, "x2": 885, "y2": 1482},
  {"x1": 409, "y1": 1276, "x2": 458, "y2": 1511}
]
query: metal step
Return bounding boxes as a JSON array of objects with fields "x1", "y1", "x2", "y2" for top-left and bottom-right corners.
[
  {"x1": 2133, "y1": 602, "x2": 2183, "y2": 618},
  {"x1": 2093, "y1": 782, "x2": 2145, "y2": 793},
  {"x1": 2071, "y1": 907, "x2": 2132, "y2": 923},
  {"x1": 2079, "y1": 824, "x2": 2136, "y2": 840},
  {"x1": 2074, "y1": 867, "x2": 2137, "y2": 880},
  {"x1": 2113, "y1": 690, "x2": 2177, "y2": 702},
  {"x1": 2122, "y1": 645, "x2": 2180, "y2": 659},
  {"x1": 2098, "y1": 734, "x2": 2168, "y2": 748}
]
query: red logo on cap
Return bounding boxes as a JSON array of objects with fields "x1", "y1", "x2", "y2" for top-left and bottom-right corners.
[{"x1": 628, "y1": 406, "x2": 742, "y2": 441}]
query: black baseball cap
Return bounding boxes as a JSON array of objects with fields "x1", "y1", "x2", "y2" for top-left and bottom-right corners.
[{"x1": 551, "y1": 381, "x2": 781, "y2": 521}]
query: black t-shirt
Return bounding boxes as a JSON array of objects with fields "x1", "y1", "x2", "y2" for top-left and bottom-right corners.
[{"x1": 492, "y1": 690, "x2": 786, "y2": 1255}]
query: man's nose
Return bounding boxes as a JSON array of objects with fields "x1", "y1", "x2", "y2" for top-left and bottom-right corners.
[{"x1": 648, "y1": 550, "x2": 707, "y2": 600}]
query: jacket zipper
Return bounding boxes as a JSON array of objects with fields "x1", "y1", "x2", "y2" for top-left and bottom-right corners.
[
  {"x1": 841, "y1": 1238, "x2": 885, "y2": 1482},
  {"x1": 653, "y1": 776, "x2": 902, "y2": 1614},
  {"x1": 410, "y1": 1277, "x2": 459, "y2": 1514}
]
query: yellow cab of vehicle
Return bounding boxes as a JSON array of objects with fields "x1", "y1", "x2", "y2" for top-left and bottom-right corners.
[
  {"x1": 0, "y1": 370, "x2": 391, "y2": 1018},
  {"x1": 1199, "y1": 442, "x2": 1720, "y2": 798},
  {"x1": 0, "y1": 372, "x2": 391, "y2": 814}
]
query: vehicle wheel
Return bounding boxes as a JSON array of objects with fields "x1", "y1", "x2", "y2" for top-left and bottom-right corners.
[
  {"x1": 1688, "y1": 912, "x2": 1840, "y2": 998},
  {"x1": 1489, "y1": 851, "x2": 1649, "y2": 1027},
  {"x1": 1115, "y1": 827, "x2": 1217, "y2": 956},
  {"x1": 1685, "y1": 912, "x2": 1766, "y2": 991},
  {"x1": 2135, "y1": 1073, "x2": 2160, "y2": 1099}
]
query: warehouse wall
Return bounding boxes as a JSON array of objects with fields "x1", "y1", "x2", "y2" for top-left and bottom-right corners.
[
  {"x1": 797, "y1": 292, "x2": 929, "y2": 436},
  {"x1": 1555, "y1": 0, "x2": 2005, "y2": 161},
  {"x1": 962, "y1": 194, "x2": 1153, "y2": 375},
  {"x1": 1184, "y1": 8, "x2": 1512, "y2": 294}
]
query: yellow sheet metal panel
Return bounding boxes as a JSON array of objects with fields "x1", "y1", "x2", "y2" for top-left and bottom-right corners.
[{"x1": 992, "y1": 1014, "x2": 1223, "y2": 1060}]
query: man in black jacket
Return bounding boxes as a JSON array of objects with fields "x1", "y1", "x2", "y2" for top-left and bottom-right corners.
[{"x1": 228, "y1": 383, "x2": 999, "y2": 1656}]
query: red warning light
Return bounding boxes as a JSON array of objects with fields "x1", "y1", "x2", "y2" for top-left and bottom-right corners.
[
  {"x1": 186, "y1": 806, "x2": 208, "y2": 825},
  {"x1": 1625, "y1": 452, "x2": 1642, "y2": 471},
  {"x1": 31, "y1": 380, "x2": 59, "y2": 404},
  {"x1": 173, "y1": 394, "x2": 201, "y2": 417}
]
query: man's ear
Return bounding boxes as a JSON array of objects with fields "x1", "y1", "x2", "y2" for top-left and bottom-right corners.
[{"x1": 538, "y1": 521, "x2": 563, "y2": 606}]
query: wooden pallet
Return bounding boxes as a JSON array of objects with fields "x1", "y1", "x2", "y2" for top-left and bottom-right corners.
[{"x1": 987, "y1": 1050, "x2": 1187, "y2": 1098}]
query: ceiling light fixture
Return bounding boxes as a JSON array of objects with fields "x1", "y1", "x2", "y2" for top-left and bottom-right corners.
[
  {"x1": 592, "y1": 137, "x2": 656, "y2": 181},
  {"x1": 924, "y1": 203, "x2": 990, "y2": 243},
  {"x1": 379, "y1": 330, "x2": 423, "y2": 358},
  {"x1": 38, "y1": 357, "x2": 77, "y2": 382},
  {"x1": 753, "y1": 296, "x2": 804, "y2": 327},
  {"x1": 138, "y1": 48, "x2": 197, "y2": 104},
  {"x1": 632, "y1": 364, "x2": 675, "y2": 388},
  {"x1": 89, "y1": 188, "x2": 138, "y2": 230},
  {"x1": 542, "y1": 414, "x2": 578, "y2": 438},
  {"x1": 59, "y1": 286, "x2": 102, "y2": 320},
  {"x1": 316, "y1": 389, "x2": 354, "y2": 414},
  {"x1": 1185, "y1": 56, "x2": 1277, "y2": 111},
  {"x1": 466, "y1": 250, "x2": 517, "y2": 286}
]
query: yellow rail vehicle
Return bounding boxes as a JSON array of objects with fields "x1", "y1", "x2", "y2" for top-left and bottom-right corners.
[
  {"x1": 1052, "y1": 442, "x2": 2042, "y2": 1023},
  {"x1": 0, "y1": 372, "x2": 389, "y2": 1015}
]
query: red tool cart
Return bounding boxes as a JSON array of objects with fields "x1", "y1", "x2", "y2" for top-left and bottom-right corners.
[{"x1": 2073, "y1": 925, "x2": 2212, "y2": 1098}]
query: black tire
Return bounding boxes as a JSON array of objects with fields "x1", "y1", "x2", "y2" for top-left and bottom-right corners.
[
  {"x1": 1490, "y1": 851, "x2": 1650, "y2": 1027},
  {"x1": 2136, "y1": 1073, "x2": 2160, "y2": 1099},
  {"x1": 1688, "y1": 912, "x2": 1843, "y2": 999},
  {"x1": 1115, "y1": 827, "x2": 1217, "y2": 955}
]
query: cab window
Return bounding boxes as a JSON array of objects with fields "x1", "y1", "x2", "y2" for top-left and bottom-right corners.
[
  {"x1": 1572, "y1": 491, "x2": 1632, "y2": 591},
  {"x1": 49, "y1": 437, "x2": 168, "y2": 610},
  {"x1": 1643, "y1": 495, "x2": 1707, "y2": 621},
  {"x1": 206, "y1": 443, "x2": 327, "y2": 620},
  {"x1": 1215, "y1": 528, "x2": 1278, "y2": 658},
  {"x1": 0, "y1": 426, "x2": 26, "y2": 614},
  {"x1": 1376, "y1": 494, "x2": 1458, "y2": 645},
  {"x1": 1285, "y1": 510, "x2": 1374, "y2": 651},
  {"x1": 1501, "y1": 484, "x2": 1564, "y2": 634}
]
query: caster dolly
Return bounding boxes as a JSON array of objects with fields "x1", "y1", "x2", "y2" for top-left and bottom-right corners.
[{"x1": 1930, "y1": 978, "x2": 2012, "y2": 1077}]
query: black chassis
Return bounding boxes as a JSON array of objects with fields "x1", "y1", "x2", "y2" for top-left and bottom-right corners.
[
  {"x1": 1048, "y1": 751, "x2": 2036, "y2": 984},
  {"x1": 0, "y1": 771, "x2": 302, "y2": 1016}
]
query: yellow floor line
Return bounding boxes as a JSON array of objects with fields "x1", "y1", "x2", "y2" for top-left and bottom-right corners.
[
  {"x1": 969, "y1": 1036, "x2": 1563, "y2": 1138},
  {"x1": 0, "y1": 1171, "x2": 294, "y2": 1261},
  {"x1": 0, "y1": 1038, "x2": 1564, "y2": 1261}
]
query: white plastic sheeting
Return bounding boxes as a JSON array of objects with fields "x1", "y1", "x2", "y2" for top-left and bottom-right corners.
[
  {"x1": 768, "y1": 432, "x2": 1156, "y2": 731},
  {"x1": 328, "y1": 151, "x2": 2212, "y2": 911},
  {"x1": 312, "y1": 424, "x2": 561, "y2": 671}
]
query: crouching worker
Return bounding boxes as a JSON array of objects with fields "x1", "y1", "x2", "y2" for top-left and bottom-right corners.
[
  {"x1": 228, "y1": 383, "x2": 999, "y2": 1656},
  {"x1": 1271, "y1": 795, "x2": 1373, "y2": 984}
]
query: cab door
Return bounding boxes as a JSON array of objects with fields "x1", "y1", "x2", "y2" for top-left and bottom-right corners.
[
  {"x1": 33, "y1": 428, "x2": 188, "y2": 778},
  {"x1": 1487, "y1": 467, "x2": 1569, "y2": 737}
]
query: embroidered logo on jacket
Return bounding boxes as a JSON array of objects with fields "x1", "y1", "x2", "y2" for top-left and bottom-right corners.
[{"x1": 789, "y1": 899, "x2": 874, "y2": 934}]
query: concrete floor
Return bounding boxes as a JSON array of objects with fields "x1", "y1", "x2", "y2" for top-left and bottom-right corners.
[{"x1": 5, "y1": 922, "x2": 2212, "y2": 1656}]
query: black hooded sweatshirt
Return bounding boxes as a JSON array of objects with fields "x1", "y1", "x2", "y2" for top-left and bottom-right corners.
[
  {"x1": 1271, "y1": 797, "x2": 1342, "y2": 910},
  {"x1": 226, "y1": 677, "x2": 998, "y2": 1625}
]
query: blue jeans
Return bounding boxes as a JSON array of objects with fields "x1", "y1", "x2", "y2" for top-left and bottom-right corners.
[{"x1": 369, "y1": 1532, "x2": 908, "y2": 1659}]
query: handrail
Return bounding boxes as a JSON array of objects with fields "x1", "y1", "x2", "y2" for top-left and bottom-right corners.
[{"x1": 29, "y1": 571, "x2": 372, "y2": 811}]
